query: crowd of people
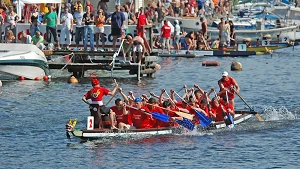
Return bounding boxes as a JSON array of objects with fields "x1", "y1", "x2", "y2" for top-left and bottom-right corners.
[
  {"x1": 0, "y1": 0, "x2": 238, "y2": 53},
  {"x1": 82, "y1": 71, "x2": 240, "y2": 130}
]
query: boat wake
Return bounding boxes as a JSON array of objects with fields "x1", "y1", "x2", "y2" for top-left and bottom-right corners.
[{"x1": 262, "y1": 106, "x2": 296, "y2": 121}]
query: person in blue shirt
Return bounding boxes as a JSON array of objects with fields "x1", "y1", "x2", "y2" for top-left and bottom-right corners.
[{"x1": 111, "y1": 5, "x2": 125, "y2": 51}]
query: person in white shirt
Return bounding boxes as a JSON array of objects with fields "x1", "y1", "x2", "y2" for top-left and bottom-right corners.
[
  {"x1": 73, "y1": 5, "x2": 84, "y2": 50},
  {"x1": 20, "y1": 31, "x2": 32, "y2": 44},
  {"x1": 173, "y1": 20, "x2": 181, "y2": 54},
  {"x1": 0, "y1": 13, "x2": 3, "y2": 43},
  {"x1": 121, "y1": 5, "x2": 128, "y2": 35},
  {"x1": 60, "y1": 7, "x2": 73, "y2": 50}
]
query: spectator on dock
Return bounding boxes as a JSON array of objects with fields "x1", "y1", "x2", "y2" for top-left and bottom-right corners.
[
  {"x1": 95, "y1": 9, "x2": 105, "y2": 51},
  {"x1": 60, "y1": 7, "x2": 73, "y2": 50},
  {"x1": 121, "y1": 5, "x2": 128, "y2": 34},
  {"x1": 5, "y1": 5, "x2": 17, "y2": 37},
  {"x1": 73, "y1": 5, "x2": 84, "y2": 50},
  {"x1": 20, "y1": 31, "x2": 31, "y2": 44},
  {"x1": 83, "y1": 6, "x2": 95, "y2": 51},
  {"x1": 171, "y1": 0, "x2": 181, "y2": 17},
  {"x1": 200, "y1": 17, "x2": 207, "y2": 39},
  {"x1": 97, "y1": 0, "x2": 108, "y2": 15},
  {"x1": 173, "y1": 19, "x2": 181, "y2": 54},
  {"x1": 29, "y1": 5, "x2": 40, "y2": 37},
  {"x1": 111, "y1": 5, "x2": 125, "y2": 51},
  {"x1": 217, "y1": 17, "x2": 224, "y2": 44},
  {"x1": 43, "y1": 4, "x2": 61, "y2": 50},
  {"x1": 74, "y1": 1, "x2": 83, "y2": 12},
  {"x1": 161, "y1": 19, "x2": 171, "y2": 54},
  {"x1": 136, "y1": 7, "x2": 149, "y2": 37},
  {"x1": 124, "y1": 35, "x2": 146, "y2": 65},
  {"x1": 5, "y1": 29, "x2": 15, "y2": 43},
  {"x1": 0, "y1": 11, "x2": 3, "y2": 43},
  {"x1": 31, "y1": 31, "x2": 45, "y2": 50},
  {"x1": 153, "y1": 35, "x2": 162, "y2": 49},
  {"x1": 86, "y1": 1, "x2": 94, "y2": 14}
]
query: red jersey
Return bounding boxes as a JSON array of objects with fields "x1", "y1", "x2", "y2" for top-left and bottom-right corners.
[
  {"x1": 130, "y1": 106, "x2": 152, "y2": 129},
  {"x1": 137, "y1": 13, "x2": 146, "y2": 29},
  {"x1": 219, "y1": 77, "x2": 236, "y2": 99},
  {"x1": 110, "y1": 106, "x2": 132, "y2": 125},
  {"x1": 161, "y1": 24, "x2": 171, "y2": 38},
  {"x1": 149, "y1": 107, "x2": 168, "y2": 128},
  {"x1": 84, "y1": 86, "x2": 110, "y2": 101},
  {"x1": 211, "y1": 103, "x2": 233, "y2": 122},
  {"x1": 199, "y1": 106, "x2": 209, "y2": 118}
]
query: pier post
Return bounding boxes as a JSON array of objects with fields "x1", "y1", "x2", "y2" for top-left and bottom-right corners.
[{"x1": 137, "y1": 64, "x2": 141, "y2": 81}]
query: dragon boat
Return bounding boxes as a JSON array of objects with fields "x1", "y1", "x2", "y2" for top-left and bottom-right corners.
[{"x1": 66, "y1": 110, "x2": 254, "y2": 140}]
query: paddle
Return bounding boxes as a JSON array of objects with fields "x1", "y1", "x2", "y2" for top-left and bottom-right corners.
[
  {"x1": 232, "y1": 88, "x2": 264, "y2": 121},
  {"x1": 103, "y1": 79, "x2": 118, "y2": 106},
  {"x1": 205, "y1": 92, "x2": 215, "y2": 123},
  {"x1": 126, "y1": 105, "x2": 170, "y2": 122},
  {"x1": 173, "y1": 90, "x2": 212, "y2": 127},
  {"x1": 145, "y1": 102, "x2": 194, "y2": 121},
  {"x1": 175, "y1": 118, "x2": 195, "y2": 131},
  {"x1": 194, "y1": 109, "x2": 212, "y2": 127},
  {"x1": 213, "y1": 90, "x2": 234, "y2": 127},
  {"x1": 226, "y1": 91, "x2": 235, "y2": 128}
]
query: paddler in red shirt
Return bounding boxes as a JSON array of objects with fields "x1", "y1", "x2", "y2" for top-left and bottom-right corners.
[
  {"x1": 218, "y1": 71, "x2": 240, "y2": 108},
  {"x1": 82, "y1": 76, "x2": 118, "y2": 129},
  {"x1": 124, "y1": 97, "x2": 153, "y2": 129},
  {"x1": 210, "y1": 96, "x2": 234, "y2": 122},
  {"x1": 109, "y1": 88, "x2": 134, "y2": 130},
  {"x1": 161, "y1": 19, "x2": 171, "y2": 54},
  {"x1": 146, "y1": 98, "x2": 166, "y2": 128}
]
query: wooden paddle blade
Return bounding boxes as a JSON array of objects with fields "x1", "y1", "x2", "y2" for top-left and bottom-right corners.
[
  {"x1": 233, "y1": 89, "x2": 264, "y2": 121},
  {"x1": 254, "y1": 113, "x2": 264, "y2": 121},
  {"x1": 174, "y1": 111, "x2": 194, "y2": 121}
]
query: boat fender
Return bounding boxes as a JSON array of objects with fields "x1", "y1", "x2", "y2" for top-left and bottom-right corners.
[
  {"x1": 68, "y1": 76, "x2": 78, "y2": 84},
  {"x1": 34, "y1": 77, "x2": 40, "y2": 81},
  {"x1": 43, "y1": 75, "x2": 49, "y2": 81},
  {"x1": 231, "y1": 61, "x2": 242, "y2": 71},
  {"x1": 19, "y1": 76, "x2": 25, "y2": 81},
  {"x1": 202, "y1": 61, "x2": 220, "y2": 66}
]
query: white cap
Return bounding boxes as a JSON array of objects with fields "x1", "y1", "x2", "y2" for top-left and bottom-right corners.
[
  {"x1": 222, "y1": 71, "x2": 228, "y2": 77},
  {"x1": 174, "y1": 20, "x2": 179, "y2": 24}
]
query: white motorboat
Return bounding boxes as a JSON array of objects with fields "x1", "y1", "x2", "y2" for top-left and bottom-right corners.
[{"x1": 0, "y1": 44, "x2": 49, "y2": 80}]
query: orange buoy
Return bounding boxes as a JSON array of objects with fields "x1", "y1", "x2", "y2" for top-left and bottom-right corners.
[
  {"x1": 202, "y1": 61, "x2": 220, "y2": 66},
  {"x1": 19, "y1": 76, "x2": 25, "y2": 80},
  {"x1": 154, "y1": 63, "x2": 161, "y2": 70},
  {"x1": 43, "y1": 75, "x2": 49, "y2": 81},
  {"x1": 68, "y1": 76, "x2": 78, "y2": 84},
  {"x1": 34, "y1": 77, "x2": 40, "y2": 81}
]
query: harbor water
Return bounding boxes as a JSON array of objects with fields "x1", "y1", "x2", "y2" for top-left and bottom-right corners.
[{"x1": 1, "y1": 46, "x2": 300, "y2": 168}]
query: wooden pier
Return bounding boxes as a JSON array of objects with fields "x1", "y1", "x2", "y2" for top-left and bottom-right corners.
[{"x1": 47, "y1": 54, "x2": 158, "y2": 81}]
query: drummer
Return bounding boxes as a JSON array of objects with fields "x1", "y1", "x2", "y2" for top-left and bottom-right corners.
[{"x1": 82, "y1": 75, "x2": 118, "y2": 129}]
